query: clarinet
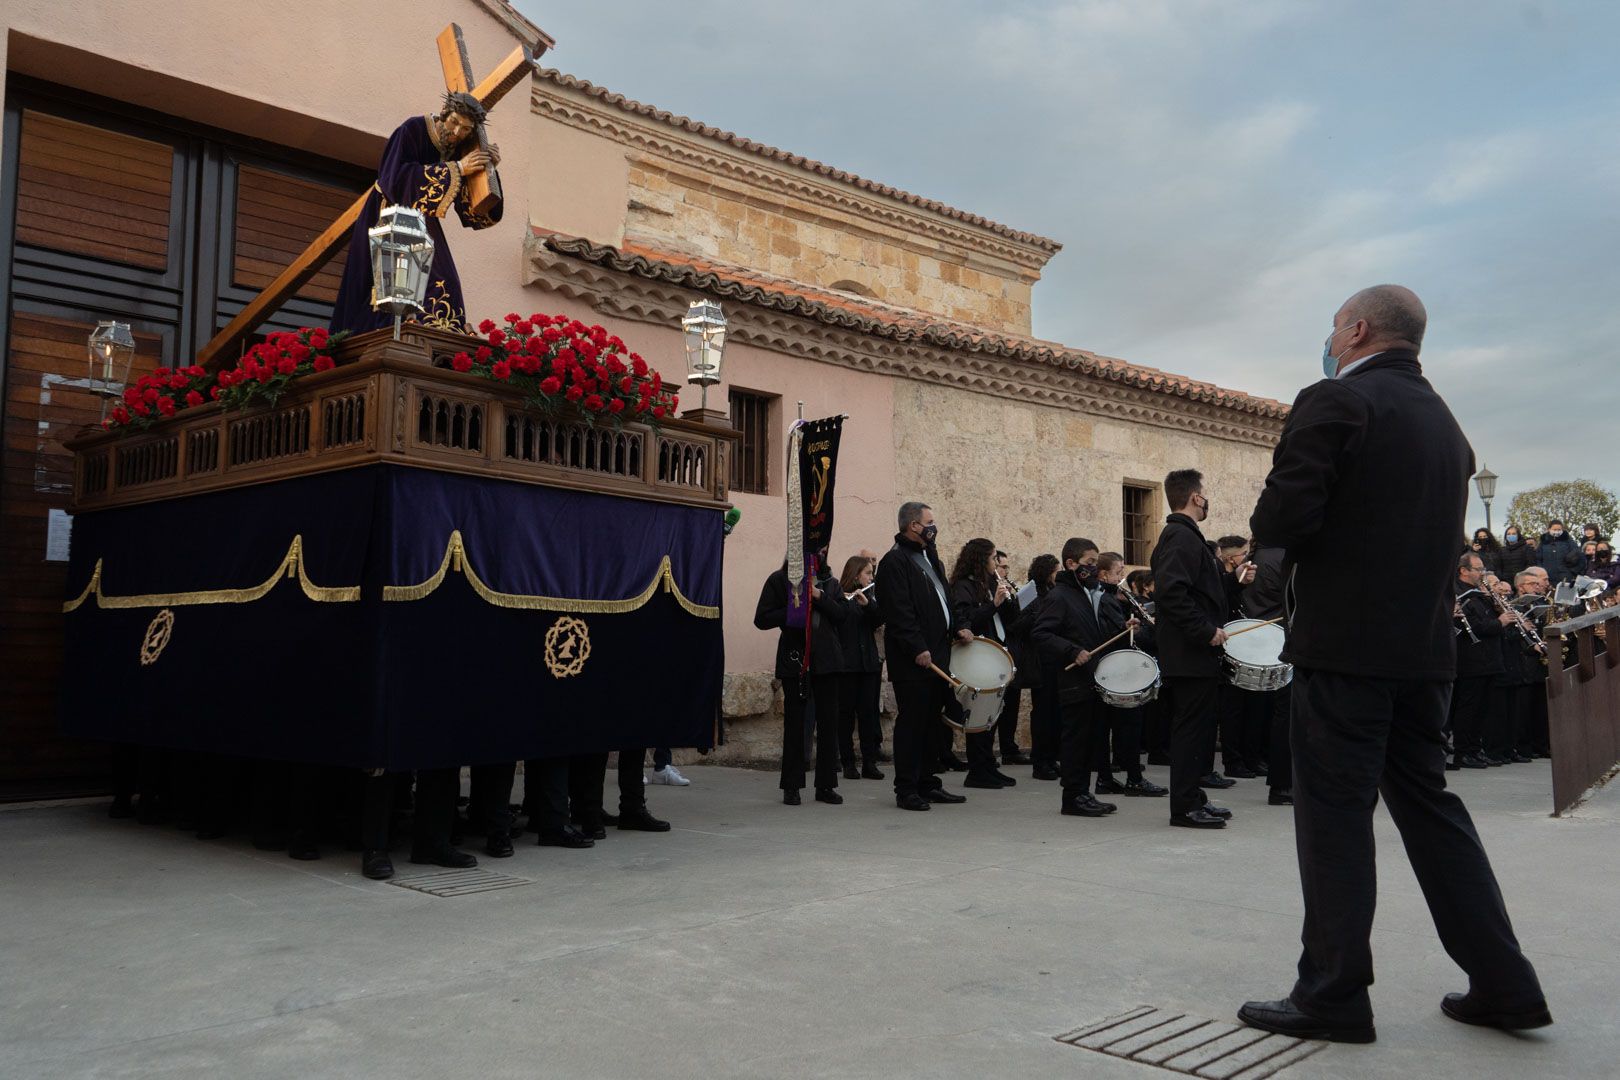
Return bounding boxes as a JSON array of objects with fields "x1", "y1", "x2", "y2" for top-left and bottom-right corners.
[
  {"x1": 1490, "y1": 588, "x2": 1546, "y2": 654},
  {"x1": 1454, "y1": 589, "x2": 1482, "y2": 644}
]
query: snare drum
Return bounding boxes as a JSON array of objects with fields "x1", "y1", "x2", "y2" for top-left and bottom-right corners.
[
  {"x1": 944, "y1": 638, "x2": 1016, "y2": 734},
  {"x1": 1093, "y1": 648, "x2": 1160, "y2": 708},
  {"x1": 1221, "y1": 619, "x2": 1293, "y2": 691}
]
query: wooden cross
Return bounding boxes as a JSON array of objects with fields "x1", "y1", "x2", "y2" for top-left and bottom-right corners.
[{"x1": 197, "y1": 24, "x2": 544, "y2": 367}]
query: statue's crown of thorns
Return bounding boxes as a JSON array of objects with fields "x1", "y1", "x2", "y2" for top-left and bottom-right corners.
[{"x1": 440, "y1": 91, "x2": 489, "y2": 124}]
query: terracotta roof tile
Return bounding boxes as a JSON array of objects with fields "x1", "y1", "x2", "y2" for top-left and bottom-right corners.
[
  {"x1": 533, "y1": 229, "x2": 1287, "y2": 420},
  {"x1": 535, "y1": 69, "x2": 1062, "y2": 255}
]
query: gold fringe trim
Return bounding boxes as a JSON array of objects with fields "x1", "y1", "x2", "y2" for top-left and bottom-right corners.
[
  {"x1": 383, "y1": 530, "x2": 720, "y2": 618},
  {"x1": 63, "y1": 536, "x2": 361, "y2": 613}
]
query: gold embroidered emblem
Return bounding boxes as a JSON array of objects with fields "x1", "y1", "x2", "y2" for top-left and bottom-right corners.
[
  {"x1": 544, "y1": 616, "x2": 591, "y2": 678},
  {"x1": 140, "y1": 609, "x2": 175, "y2": 666}
]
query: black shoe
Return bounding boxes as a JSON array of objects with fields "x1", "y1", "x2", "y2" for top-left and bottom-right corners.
[
  {"x1": 617, "y1": 807, "x2": 671, "y2": 832},
  {"x1": 1255, "y1": 759, "x2": 1270, "y2": 775},
  {"x1": 896, "y1": 793, "x2": 931, "y2": 811},
  {"x1": 1224, "y1": 763, "x2": 1258, "y2": 779},
  {"x1": 287, "y1": 841, "x2": 320, "y2": 861},
  {"x1": 1482, "y1": 753, "x2": 1507, "y2": 767},
  {"x1": 861, "y1": 765, "x2": 886, "y2": 780},
  {"x1": 1268, "y1": 789, "x2": 1294, "y2": 806},
  {"x1": 964, "y1": 774, "x2": 1008, "y2": 789},
  {"x1": 537, "y1": 826, "x2": 595, "y2": 849},
  {"x1": 361, "y1": 850, "x2": 395, "y2": 880},
  {"x1": 1146, "y1": 751, "x2": 1173, "y2": 766},
  {"x1": 843, "y1": 765, "x2": 861, "y2": 781},
  {"x1": 1201, "y1": 803, "x2": 1232, "y2": 819},
  {"x1": 1124, "y1": 778, "x2": 1168, "y2": 797},
  {"x1": 1440, "y1": 991, "x2": 1553, "y2": 1031},
  {"x1": 484, "y1": 834, "x2": 514, "y2": 858},
  {"x1": 601, "y1": 811, "x2": 620, "y2": 826},
  {"x1": 1459, "y1": 752, "x2": 1490, "y2": 770},
  {"x1": 1095, "y1": 775, "x2": 1126, "y2": 795},
  {"x1": 1032, "y1": 763, "x2": 1061, "y2": 781},
  {"x1": 410, "y1": 848, "x2": 477, "y2": 868},
  {"x1": 939, "y1": 753, "x2": 968, "y2": 772},
  {"x1": 876, "y1": 750, "x2": 892, "y2": 763},
  {"x1": 815, "y1": 788, "x2": 843, "y2": 805},
  {"x1": 1510, "y1": 752, "x2": 1533, "y2": 764},
  {"x1": 1170, "y1": 809, "x2": 1227, "y2": 829},
  {"x1": 1238, "y1": 999, "x2": 1375, "y2": 1043},
  {"x1": 1061, "y1": 796, "x2": 1108, "y2": 817},
  {"x1": 991, "y1": 769, "x2": 1018, "y2": 787},
  {"x1": 108, "y1": 797, "x2": 136, "y2": 820},
  {"x1": 1446, "y1": 758, "x2": 1461, "y2": 771},
  {"x1": 1001, "y1": 748, "x2": 1032, "y2": 766},
  {"x1": 924, "y1": 787, "x2": 966, "y2": 804},
  {"x1": 783, "y1": 789, "x2": 801, "y2": 806},
  {"x1": 1200, "y1": 772, "x2": 1237, "y2": 789}
]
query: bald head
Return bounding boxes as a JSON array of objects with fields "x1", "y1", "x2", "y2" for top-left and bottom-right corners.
[{"x1": 1338, "y1": 284, "x2": 1427, "y2": 352}]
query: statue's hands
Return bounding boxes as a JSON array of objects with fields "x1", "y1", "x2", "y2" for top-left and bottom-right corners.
[
  {"x1": 458, "y1": 150, "x2": 491, "y2": 176},
  {"x1": 486, "y1": 143, "x2": 501, "y2": 167}
]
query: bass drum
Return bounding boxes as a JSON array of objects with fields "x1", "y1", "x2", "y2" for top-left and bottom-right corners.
[
  {"x1": 1093, "y1": 648, "x2": 1160, "y2": 708},
  {"x1": 944, "y1": 638, "x2": 1016, "y2": 735},
  {"x1": 1221, "y1": 619, "x2": 1293, "y2": 691}
]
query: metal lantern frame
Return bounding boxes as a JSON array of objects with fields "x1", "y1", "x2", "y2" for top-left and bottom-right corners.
[
  {"x1": 368, "y1": 205, "x2": 435, "y2": 339},
  {"x1": 1474, "y1": 465, "x2": 1499, "y2": 534},
  {"x1": 681, "y1": 299, "x2": 727, "y2": 412},
  {"x1": 86, "y1": 320, "x2": 137, "y2": 420}
]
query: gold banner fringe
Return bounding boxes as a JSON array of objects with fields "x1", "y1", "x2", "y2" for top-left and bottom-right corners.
[
  {"x1": 382, "y1": 530, "x2": 720, "y2": 618},
  {"x1": 62, "y1": 536, "x2": 361, "y2": 613}
]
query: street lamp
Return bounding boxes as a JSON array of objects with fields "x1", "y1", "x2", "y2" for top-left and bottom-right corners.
[
  {"x1": 681, "y1": 299, "x2": 727, "y2": 414},
  {"x1": 367, "y1": 206, "x2": 435, "y2": 340},
  {"x1": 1474, "y1": 465, "x2": 1499, "y2": 535},
  {"x1": 86, "y1": 320, "x2": 136, "y2": 421}
]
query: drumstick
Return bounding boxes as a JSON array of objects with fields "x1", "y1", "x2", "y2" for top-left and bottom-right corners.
[
  {"x1": 1224, "y1": 616, "x2": 1284, "y2": 639},
  {"x1": 1065, "y1": 627, "x2": 1131, "y2": 669},
  {"x1": 928, "y1": 662, "x2": 962, "y2": 687}
]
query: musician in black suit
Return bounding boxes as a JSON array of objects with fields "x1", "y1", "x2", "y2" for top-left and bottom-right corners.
[
  {"x1": 1240, "y1": 543, "x2": 1293, "y2": 805},
  {"x1": 1452, "y1": 554, "x2": 1511, "y2": 769},
  {"x1": 754, "y1": 560, "x2": 850, "y2": 805},
  {"x1": 1094, "y1": 552, "x2": 1167, "y2": 797},
  {"x1": 1241, "y1": 285, "x2": 1547, "y2": 1042},
  {"x1": 949, "y1": 538, "x2": 1021, "y2": 790},
  {"x1": 876, "y1": 502, "x2": 971, "y2": 811},
  {"x1": 1149, "y1": 469, "x2": 1234, "y2": 830}
]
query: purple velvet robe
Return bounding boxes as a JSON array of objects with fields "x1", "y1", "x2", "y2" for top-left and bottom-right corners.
[{"x1": 329, "y1": 115, "x2": 502, "y2": 335}]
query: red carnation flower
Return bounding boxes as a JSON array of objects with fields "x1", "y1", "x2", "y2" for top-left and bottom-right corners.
[
  {"x1": 567, "y1": 320, "x2": 587, "y2": 335},
  {"x1": 474, "y1": 345, "x2": 492, "y2": 363},
  {"x1": 540, "y1": 376, "x2": 563, "y2": 395},
  {"x1": 478, "y1": 319, "x2": 497, "y2": 334},
  {"x1": 123, "y1": 388, "x2": 142, "y2": 405},
  {"x1": 617, "y1": 377, "x2": 632, "y2": 394},
  {"x1": 157, "y1": 397, "x2": 176, "y2": 417},
  {"x1": 132, "y1": 401, "x2": 151, "y2": 417},
  {"x1": 607, "y1": 336, "x2": 624, "y2": 350},
  {"x1": 153, "y1": 367, "x2": 172, "y2": 380},
  {"x1": 491, "y1": 360, "x2": 512, "y2": 381},
  {"x1": 552, "y1": 314, "x2": 570, "y2": 325},
  {"x1": 565, "y1": 385, "x2": 584, "y2": 402},
  {"x1": 488, "y1": 330, "x2": 506, "y2": 347},
  {"x1": 209, "y1": 387, "x2": 222, "y2": 401},
  {"x1": 589, "y1": 327, "x2": 608, "y2": 346},
  {"x1": 187, "y1": 365, "x2": 206, "y2": 378},
  {"x1": 309, "y1": 328, "x2": 329, "y2": 346},
  {"x1": 583, "y1": 394, "x2": 604, "y2": 412},
  {"x1": 514, "y1": 320, "x2": 533, "y2": 335},
  {"x1": 313, "y1": 356, "x2": 335, "y2": 373},
  {"x1": 542, "y1": 327, "x2": 563, "y2": 344},
  {"x1": 256, "y1": 367, "x2": 276, "y2": 384},
  {"x1": 451, "y1": 352, "x2": 474, "y2": 373},
  {"x1": 607, "y1": 398, "x2": 624, "y2": 414},
  {"x1": 142, "y1": 387, "x2": 160, "y2": 404},
  {"x1": 651, "y1": 405, "x2": 666, "y2": 419},
  {"x1": 556, "y1": 348, "x2": 576, "y2": 366},
  {"x1": 651, "y1": 372, "x2": 662, "y2": 392},
  {"x1": 184, "y1": 390, "x2": 205, "y2": 408},
  {"x1": 515, "y1": 354, "x2": 540, "y2": 375},
  {"x1": 551, "y1": 357, "x2": 568, "y2": 376},
  {"x1": 525, "y1": 336, "x2": 546, "y2": 356},
  {"x1": 111, "y1": 406, "x2": 130, "y2": 424},
  {"x1": 276, "y1": 357, "x2": 298, "y2": 375},
  {"x1": 504, "y1": 312, "x2": 521, "y2": 324}
]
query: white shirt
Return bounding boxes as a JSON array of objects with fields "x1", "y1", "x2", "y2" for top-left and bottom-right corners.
[{"x1": 1335, "y1": 350, "x2": 1386, "y2": 380}]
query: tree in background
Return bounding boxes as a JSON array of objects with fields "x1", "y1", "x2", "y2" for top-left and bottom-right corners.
[{"x1": 1505, "y1": 480, "x2": 1619, "y2": 537}]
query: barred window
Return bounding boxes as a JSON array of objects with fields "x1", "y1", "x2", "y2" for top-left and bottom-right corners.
[
  {"x1": 729, "y1": 388, "x2": 775, "y2": 495},
  {"x1": 1123, "y1": 483, "x2": 1156, "y2": 565}
]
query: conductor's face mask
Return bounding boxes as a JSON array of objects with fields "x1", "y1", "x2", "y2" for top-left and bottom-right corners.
[{"x1": 1321, "y1": 321, "x2": 1358, "y2": 378}]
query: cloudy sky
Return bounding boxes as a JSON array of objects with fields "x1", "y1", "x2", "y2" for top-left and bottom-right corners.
[{"x1": 521, "y1": 0, "x2": 1618, "y2": 531}]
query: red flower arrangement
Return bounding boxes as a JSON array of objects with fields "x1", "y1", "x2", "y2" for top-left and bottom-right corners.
[
  {"x1": 102, "y1": 328, "x2": 348, "y2": 432},
  {"x1": 449, "y1": 312, "x2": 678, "y2": 427}
]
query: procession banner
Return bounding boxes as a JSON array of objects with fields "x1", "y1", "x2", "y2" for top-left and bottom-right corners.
[{"x1": 784, "y1": 416, "x2": 844, "y2": 670}]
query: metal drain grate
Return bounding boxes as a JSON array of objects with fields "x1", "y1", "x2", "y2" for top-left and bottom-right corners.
[
  {"x1": 386, "y1": 866, "x2": 535, "y2": 897},
  {"x1": 1056, "y1": 1006, "x2": 1326, "y2": 1079}
]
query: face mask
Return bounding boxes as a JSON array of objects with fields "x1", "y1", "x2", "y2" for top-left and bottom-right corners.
[
  {"x1": 920, "y1": 524, "x2": 938, "y2": 545},
  {"x1": 1197, "y1": 495, "x2": 1211, "y2": 520},
  {"x1": 1506, "y1": 534, "x2": 1519, "y2": 544},
  {"x1": 1073, "y1": 563, "x2": 1095, "y2": 583},
  {"x1": 1321, "y1": 322, "x2": 1357, "y2": 378},
  {"x1": 1550, "y1": 529, "x2": 1563, "y2": 538}
]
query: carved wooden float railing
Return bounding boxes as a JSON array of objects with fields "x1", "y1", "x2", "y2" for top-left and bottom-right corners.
[
  {"x1": 1545, "y1": 605, "x2": 1620, "y2": 815},
  {"x1": 66, "y1": 325, "x2": 738, "y2": 512}
]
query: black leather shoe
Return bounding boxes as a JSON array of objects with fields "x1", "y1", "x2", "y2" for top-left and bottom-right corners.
[
  {"x1": 1094, "y1": 776, "x2": 1126, "y2": 795},
  {"x1": 924, "y1": 787, "x2": 966, "y2": 804},
  {"x1": 484, "y1": 834, "x2": 514, "y2": 858},
  {"x1": 601, "y1": 811, "x2": 620, "y2": 826},
  {"x1": 1124, "y1": 778, "x2": 1168, "y2": 797},
  {"x1": 1446, "y1": 758, "x2": 1462, "y2": 771},
  {"x1": 1001, "y1": 748, "x2": 1032, "y2": 766},
  {"x1": 537, "y1": 826, "x2": 594, "y2": 849},
  {"x1": 1201, "y1": 803, "x2": 1232, "y2": 819},
  {"x1": 361, "y1": 850, "x2": 395, "y2": 880},
  {"x1": 1032, "y1": 763, "x2": 1061, "y2": 781},
  {"x1": 1459, "y1": 752, "x2": 1489, "y2": 769},
  {"x1": 287, "y1": 841, "x2": 320, "y2": 861},
  {"x1": 964, "y1": 774, "x2": 1007, "y2": 789},
  {"x1": 1200, "y1": 772, "x2": 1237, "y2": 789},
  {"x1": 1268, "y1": 789, "x2": 1294, "y2": 806},
  {"x1": 1510, "y1": 752, "x2": 1533, "y2": 764},
  {"x1": 617, "y1": 807, "x2": 672, "y2": 832},
  {"x1": 991, "y1": 769, "x2": 1018, "y2": 787},
  {"x1": 1061, "y1": 796, "x2": 1108, "y2": 817},
  {"x1": 939, "y1": 753, "x2": 968, "y2": 772},
  {"x1": 783, "y1": 789, "x2": 801, "y2": 806},
  {"x1": 1238, "y1": 999, "x2": 1375, "y2": 1043},
  {"x1": 1170, "y1": 809, "x2": 1226, "y2": 829},
  {"x1": 815, "y1": 788, "x2": 843, "y2": 805},
  {"x1": 842, "y1": 765, "x2": 861, "y2": 781},
  {"x1": 1482, "y1": 753, "x2": 1507, "y2": 767},
  {"x1": 1224, "y1": 763, "x2": 1258, "y2": 779},
  {"x1": 410, "y1": 848, "x2": 477, "y2": 868},
  {"x1": 861, "y1": 765, "x2": 886, "y2": 780},
  {"x1": 1440, "y1": 991, "x2": 1552, "y2": 1031},
  {"x1": 896, "y1": 793, "x2": 931, "y2": 811}
]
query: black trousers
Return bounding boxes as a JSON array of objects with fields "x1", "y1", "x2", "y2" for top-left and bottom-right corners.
[
  {"x1": 470, "y1": 762, "x2": 516, "y2": 839},
  {"x1": 891, "y1": 677, "x2": 949, "y2": 798},
  {"x1": 568, "y1": 750, "x2": 647, "y2": 829},
  {"x1": 1486, "y1": 684, "x2": 1520, "y2": 759},
  {"x1": 837, "y1": 671, "x2": 883, "y2": 768},
  {"x1": 1268, "y1": 683, "x2": 1294, "y2": 792},
  {"x1": 782, "y1": 674, "x2": 840, "y2": 792},
  {"x1": 998, "y1": 685, "x2": 1025, "y2": 756},
  {"x1": 1058, "y1": 694, "x2": 1103, "y2": 803},
  {"x1": 517, "y1": 758, "x2": 571, "y2": 834},
  {"x1": 1449, "y1": 675, "x2": 1491, "y2": 755},
  {"x1": 1289, "y1": 667, "x2": 1543, "y2": 1025},
  {"x1": 1164, "y1": 675, "x2": 1219, "y2": 816},
  {"x1": 1096, "y1": 704, "x2": 1143, "y2": 781},
  {"x1": 359, "y1": 768, "x2": 457, "y2": 854},
  {"x1": 1030, "y1": 673, "x2": 1061, "y2": 767},
  {"x1": 1143, "y1": 686, "x2": 1171, "y2": 760},
  {"x1": 1523, "y1": 680, "x2": 1550, "y2": 755}
]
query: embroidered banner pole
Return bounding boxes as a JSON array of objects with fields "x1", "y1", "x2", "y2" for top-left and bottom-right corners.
[{"x1": 786, "y1": 415, "x2": 845, "y2": 676}]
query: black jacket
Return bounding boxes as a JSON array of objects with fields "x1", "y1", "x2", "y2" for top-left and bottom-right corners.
[
  {"x1": 1148, "y1": 513, "x2": 1228, "y2": 678},
  {"x1": 1539, "y1": 532, "x2": 1580, "y2": 582},
  {"x1": 832, "y1": 587, "x2": 884, "y2": 674},
  {"x1": 1454, "y1": 581, "x2": 1504, "y2": 679},
  {"x1": 1498, "y1": 538, "x2": 1534, "y2": 580},
  {"x1": 876, "y1": 533, "x2": 963, "y2": 683},
  {"x1": 1241, "y1": 546, "x2": 1287, "y2": 621},
  {"x1": 1007, "y1": 586, "x2": 1056, "y2": 688},
  {"x1": 1031, "y1": 571, "x2": 1129, "y2": 702},
  {"x1": 753, "y1": 566, "x2": 850, "y2": 679},
  {"x1": 948, "y1": 577, "x2": 1020, "y2": 644},
  {"x1": 1251, "y1": 350, "x2": 1474, "y2": 681}
]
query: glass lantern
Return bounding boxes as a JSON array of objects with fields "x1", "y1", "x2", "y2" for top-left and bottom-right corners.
[
  {"x1": 86, "y1": 320, "x2": 136, "y2": 420},
  {"x1": 681, "y1": 299, "x2": 727, "y2": 412},
  {"x1": 367, "y1": 206, "x2": 435, "y2": 338}
]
